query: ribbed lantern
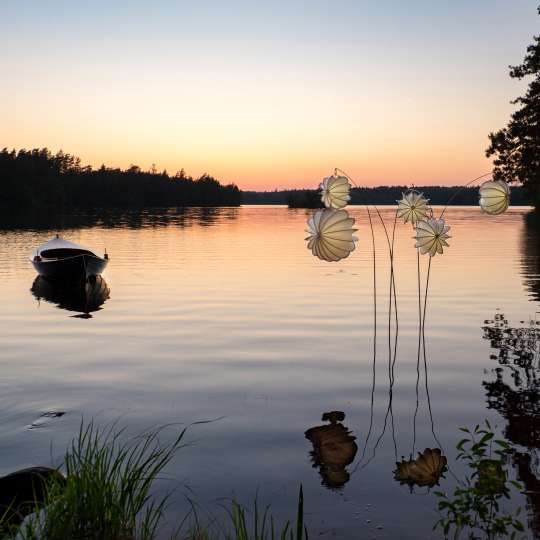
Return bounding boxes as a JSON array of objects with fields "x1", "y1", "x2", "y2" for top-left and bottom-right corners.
[
  {"x1": 320, "y1": 175, "x2": 351, "y2": 209},
  {"x1": 394, "y1": 448, "x2": 448, "y2": 489},
  {"x1": 479, "y1": 180, "x2": 510, "y2": 215},
  {"x1": 397, "y1": 191, "x2": 430, "y2": 225},
  {"x1": 306, "y1": 209, "x2": 357, "y2": 262},
  {"x1": 414, "y1": 218, "x2": 451, "y2": 257}
]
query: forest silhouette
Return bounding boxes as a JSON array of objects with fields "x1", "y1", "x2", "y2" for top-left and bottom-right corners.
[
  {"x1": 2, "y1": 148, "x2": 534, "y2": 211},
  {"x1": 244, "y1": 185, "x2": 532, "y2": 208},
  {"x1": 0, "y1": 148, "x2": 241, "y2": 209}
]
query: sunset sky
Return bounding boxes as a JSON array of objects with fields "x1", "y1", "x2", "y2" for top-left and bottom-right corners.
[{"x1": 1, "y1": 1, "x2": 538, "y2": 190}]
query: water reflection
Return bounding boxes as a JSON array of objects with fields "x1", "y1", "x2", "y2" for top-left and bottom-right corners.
[
  {"x1": 0, "y1": 207, "x2": 537, "y2": 539},
  {"x1": 482, "y1": 313, "x2": 540, "y2": 447},
  {"x1": 0, "y1": 206, "x2": 239, "y2": 231},
  {"x1": 521, "y1": 211, "x2": 540, "y2": 302},
  {"x1": 432, "y1": 421, "x2": 524, "y2": 539},
  {"x1": 31, "y1": 276, "x2": 110, "y2": 318},
  {"x1": 483, "y1": 313, "x2": 540, "y2": 537},
  {"x1": 305, "y1": 411, "x2": 358, "y2": 490},
  {"x1": 394, "y1": 448, "x2": 447, "y2": 492},
  {"x1": 514, "y1": 453, "x2": 540, "y2": 537}
]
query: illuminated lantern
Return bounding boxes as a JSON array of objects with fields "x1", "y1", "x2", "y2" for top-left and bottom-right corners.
[
  {"x1": 320, "y1": 175, "x2": 351, "y2": 209},
  {"x1": 306, "y1": 209, "x2": 357, "y2": 262},
  {"x1": 479, "y1": 180, "x2": 510, "y2": 215},
  {"x1": 397, "y1": 191, "x2": 430, "y2": 225},
  {"x1": 415, "y1": 218, "x2": 451, "y2": 257}
]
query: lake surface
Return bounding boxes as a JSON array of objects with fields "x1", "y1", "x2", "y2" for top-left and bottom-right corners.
[{"x1": 1, "y1": 205, "x2": 539, "y2": 538}]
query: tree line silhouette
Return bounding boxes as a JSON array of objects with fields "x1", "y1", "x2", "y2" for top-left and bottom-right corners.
[
  {"x1": 2, "y1": 148, "x2": 533, "y2": 211},
  {"x1": 242, "y1": 185, "x2": 532, "y2": 208},
  {"x1": 487, "y1": 4, "x2": 540, "y2": 207},
  {"x1": 0, "y1": 148, "x2": 241, "y2": 209}
]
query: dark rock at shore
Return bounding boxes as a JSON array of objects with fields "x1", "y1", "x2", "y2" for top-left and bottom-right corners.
[{"x1": 0, "y1": 467, "x2": 65, "y2": 532}]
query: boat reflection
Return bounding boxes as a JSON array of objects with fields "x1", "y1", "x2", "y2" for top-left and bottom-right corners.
[
  {"x1": 483, "y1": 313, "x2": 540, "y2": 537},
  {"x1": 31, "y1": 276, "x2": 110, "y2": 318},
  {"x1": 305, "y1": 411, "x2": 358, "y2": 491}
]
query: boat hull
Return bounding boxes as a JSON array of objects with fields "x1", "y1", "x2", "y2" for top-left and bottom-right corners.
[{"x1": 31, "y1": 254, "x2": 108, "y2": 280}]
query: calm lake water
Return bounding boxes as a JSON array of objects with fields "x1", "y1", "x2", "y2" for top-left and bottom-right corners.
[{"x1": 1, "y1": 205, "x2": 539, "y2": 538}]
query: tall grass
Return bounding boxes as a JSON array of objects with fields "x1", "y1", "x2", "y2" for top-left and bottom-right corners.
[
  {"x1": 18, "y1": 421, "x2": 187, "y2": 540},
  {"x1": 1, "y1": 421, "x2": 307, "y2": 540},
  {"x1": 226, "y1": 487, "x2": 305, "y2": 540},
  {"x1": 187, "y1": 487, "x2": 306, "y2": 540}
]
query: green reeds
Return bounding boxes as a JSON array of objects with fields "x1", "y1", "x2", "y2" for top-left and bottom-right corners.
[
  {"x1": 224, "y1": 487, "x2": 306, "y2": 540},
  {"x1": 1, "y1": 421, "x2": 307, "y2": 540},
  {"x1": 18, "y1": 420, "x2": 188, "y2": 540},
  {"x1": 185, "y1": 487, "x2": 306, "y2": 540}
]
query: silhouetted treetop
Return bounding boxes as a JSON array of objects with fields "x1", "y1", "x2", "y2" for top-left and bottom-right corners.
[
  {"x1": 486, "y1": 4, "x2": 540, "y2": 206},
  {"x1": 242, "y1": 185, "x2": 531, "y2": 206},
  {"x1": 0, "y1": 148, "x2": 241, "y2": 209}
]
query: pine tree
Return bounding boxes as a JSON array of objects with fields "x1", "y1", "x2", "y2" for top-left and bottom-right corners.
[{"x1": 486, "y1": 5, "x2": 540, "y2": 206}]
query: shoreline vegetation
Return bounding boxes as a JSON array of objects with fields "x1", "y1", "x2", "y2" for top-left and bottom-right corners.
[
  {"x1": 0, "y1": 419, "x2": 525, "y2": 540},
  {"x1": 0, "y1": 421, "x2": 307, "y2": 540},
  {"x1": 1, "y1": 148, "x2": 533, "y2": 212},
  {"x1": 0, "y1": 148, "x2": 242, "y2": 209},
  {"x1": 244, "y1": 186, "x2": 532, "y2": 208}
]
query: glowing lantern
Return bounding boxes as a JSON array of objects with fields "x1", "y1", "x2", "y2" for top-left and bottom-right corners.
[
  {"x1": 397, "y1": 191, "x2": 430, "y2": 225},
  {"x1": 479, "y1": 180, "x2": 510, "y2": 215},
  {"x1": 415, "y1": 218, "x2": 451, "y2": 257},
  {"x1": 320, "y1": 175, "x2": 351, "y2": 209},
  {"x1": 306, "y1": 209, "x2": 357, "y2": 262}
]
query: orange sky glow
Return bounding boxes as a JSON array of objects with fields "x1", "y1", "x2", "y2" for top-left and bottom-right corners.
[{"x1": 1, "y1": 1, "x2": 538, "y2": 191}]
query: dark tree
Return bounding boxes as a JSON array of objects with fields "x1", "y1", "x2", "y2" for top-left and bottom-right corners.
[
  {"x1": 486, "y1": 5, "x2": 540, "y2": 206},
  {"x1": 242, "y1": 185, "x2": 531, "y2": 206},
  {"x1": 0, "y1": 148, "x2": 241, "y2": 210},
  {"x1": 287, "y1": 189, "x2": 323, "y2": 208}
]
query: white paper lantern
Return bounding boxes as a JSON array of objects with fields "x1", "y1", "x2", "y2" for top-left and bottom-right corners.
[
  {"x1": 306, "y1": 209, "x2": 357, "y2": 262},
  {"x1": 397, "y1": 191, "x2": 430, "y2": 225},
  {"x1": 320, "y1": 175, "x2": 351, "y2": 209},
  {"x1": 479, "y1": 180, "x2": 510, "y2": 215},
  {"x1": 414, "y1": 218, "x2": 451, "y2": 257}
]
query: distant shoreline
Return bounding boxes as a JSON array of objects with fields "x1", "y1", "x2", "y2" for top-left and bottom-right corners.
[
  {"x1": 241, "y1": 203, "x2": 534, "y2": 207},
  {"x1": 242, "y1": 185, "x2": 531, "y2": 208},
  {"x1": 2, "y1": 148, "x2": 530, "y2": 210}
]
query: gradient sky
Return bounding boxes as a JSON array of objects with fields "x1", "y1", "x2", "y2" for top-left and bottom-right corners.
[{"x1": 1, "y1": 1, "x2": 538, "y2": 190}]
